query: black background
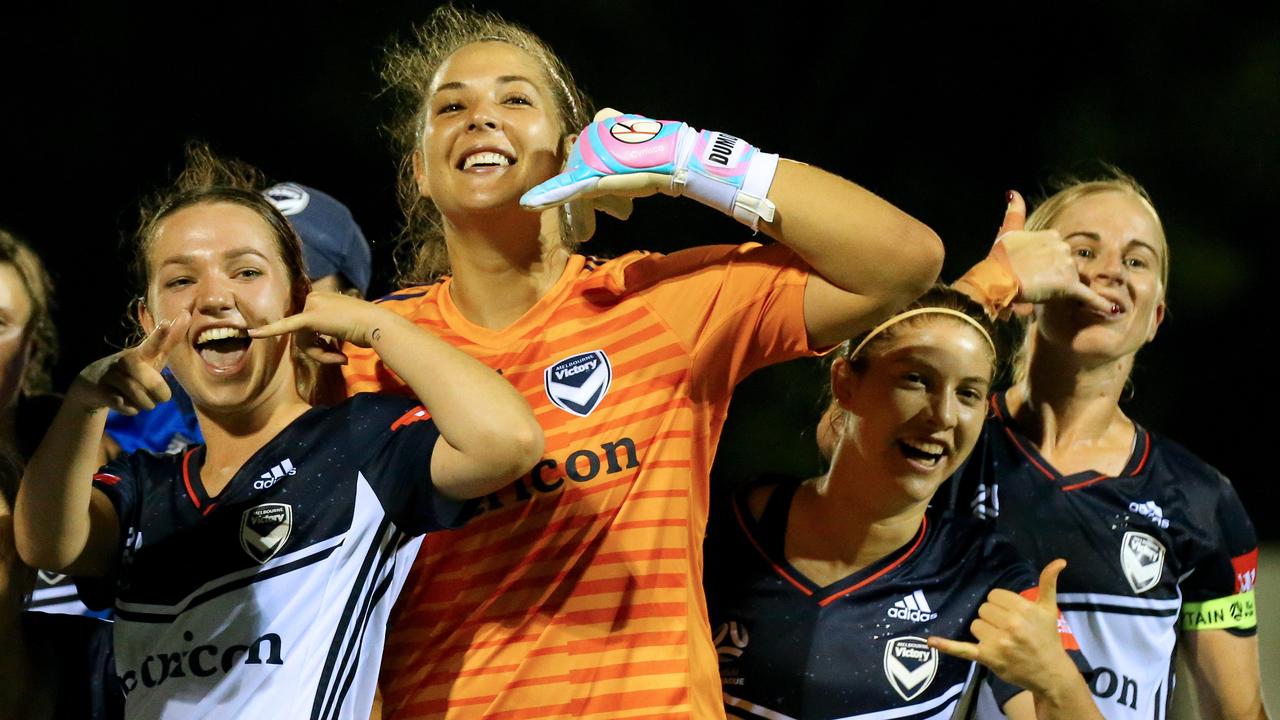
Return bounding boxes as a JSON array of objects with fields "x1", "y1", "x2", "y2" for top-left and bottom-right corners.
[{"x1": 2, "y1": 2, "x2": 1276, "y2": 533}]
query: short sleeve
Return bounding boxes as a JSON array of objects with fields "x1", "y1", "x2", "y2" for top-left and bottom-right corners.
[
  {"x1": 1179, "y1": 473, "x2": 1259, "y2": 637},
  {"x1": 72, "y1": 454, "x2": 143, "y2": 611},
  {"x1": 346, "y1": 394, "x2": 465, "y2": 535},
  {"x1": 609, "y1": 242, "x2": 817, "y2": 399}
]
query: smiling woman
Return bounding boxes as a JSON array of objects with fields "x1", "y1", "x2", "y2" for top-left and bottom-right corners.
[
  {"x1": 344, "y1": 6, "x2": 944, "y2": 719},
  {"x1": 12, "y1": 145, "x2": 544, "y2": 719},
  {"x1": 704, "y1": 286, "x2": 1100, "y2": 720},
  {"x1": 951, "y1": 177, "x2": 1268, "y2": 719}
]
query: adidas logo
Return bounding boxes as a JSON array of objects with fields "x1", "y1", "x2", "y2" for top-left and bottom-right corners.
[
  {"x1": 1128, "y1": 500, "x2": 1170, "y2": 529},
  {"x1": 255, "y1": 459, "x2": 297, "y2": 490},
  {"x1": 887, "y1": 590, "x2": 938, "y2": 622}
]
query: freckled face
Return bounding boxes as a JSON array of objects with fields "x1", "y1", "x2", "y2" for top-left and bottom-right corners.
[{"x1": 416, "y1": 41, "x2": 566, "y2": 216}]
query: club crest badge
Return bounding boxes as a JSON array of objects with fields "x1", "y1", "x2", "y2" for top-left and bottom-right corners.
[
  {"x1": 883, "y1": 636, "x2": 938, "y2": 701},
  {"x1": 240, "y1": 503, "x2": 293, "y2": 564},
  {"x1": 263, "y1": 182, "x2": 310, "y2": 216},
  {"x1": 544, "y1": 350, "x2": 612, "y2": 417},
  {"x1": 1120, "y1": 530, "x2": 1166, "y2": 594}
]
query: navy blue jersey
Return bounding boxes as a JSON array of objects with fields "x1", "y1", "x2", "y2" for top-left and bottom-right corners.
[
  {"x1": 704, "y1": 477, "x2": 1074, "y2": 720},
  {"x1": 22, "y1": 611, "x2": 122, "y2": 719},
  {"x1": 947, "y1": 393, "x2": 1259, "y2": 720},
  {"x1": 77, "y1": 393, "x2": 461, "y2": 720}
]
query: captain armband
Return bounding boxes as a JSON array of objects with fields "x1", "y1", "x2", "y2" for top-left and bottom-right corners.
[{"x1": 1179, "y1": 591, "x2": 1257, "y2": 631}]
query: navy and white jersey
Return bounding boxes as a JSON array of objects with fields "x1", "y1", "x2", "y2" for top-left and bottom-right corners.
[
  {"x1": 29, "y1": 570, "x2": 104, "y2": 617},
  {"x1": 704, "y1": 477, "x2": 1078, "y2": 720},
  {"x1": 77, "y1": 393, "x2": 461, "y2": 720},
  {"x1": 948, "y1": 393, "x2": 1259, "y2": 720}
]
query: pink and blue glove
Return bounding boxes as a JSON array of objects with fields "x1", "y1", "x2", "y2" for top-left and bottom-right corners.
[{"x1": 521, "y1": 109, "x2": 780, "y2": 231}]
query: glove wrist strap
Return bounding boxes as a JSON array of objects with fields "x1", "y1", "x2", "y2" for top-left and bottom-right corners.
[{"x1": 675, "y1": 129, "x2": 779, "y2": 232}]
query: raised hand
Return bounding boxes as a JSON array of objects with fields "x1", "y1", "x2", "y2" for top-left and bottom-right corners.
[
  {"x1": 521, "y1": 108, "x2": 779, "y2": 230},
  {"x1": 997, "y1": 191, "x2": 1112, "y2": 314},
  {"x1": 928, "y1": 559, "x2": 1080, "y2": 695},
  {"x1": 248, "y1": 292, "x2": 396, "y2": 364},
  {"x1": 71, "y1": 310, "x2": 191, "y2": 415}
]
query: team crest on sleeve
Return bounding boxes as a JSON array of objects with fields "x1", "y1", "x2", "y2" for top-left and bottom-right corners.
[
  {"x1": 1120, "y1": 531, "x2": 1166, "y2": 594},
  {"x1": 883, "y1": 636, "x2": 938, "y2": 701},
  {"x1": 544, "y1": 350, "x2": 612, "y2": 417},
  {"x1": 240, "y1": 503, "x2": 293, "y2": 564}
]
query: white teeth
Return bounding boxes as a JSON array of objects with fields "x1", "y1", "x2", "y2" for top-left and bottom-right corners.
[
  {"x1": 903, "y1": 439, "x2": 946, "y2": 456},
  {"x1": 463, "y1": 152, "x2": 511, "y2": 169},
  {"x1": 196, "y1": 327, "x2": 248, "y2": 345}
]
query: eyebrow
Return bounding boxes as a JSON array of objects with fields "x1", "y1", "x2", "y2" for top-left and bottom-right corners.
[
  {"x1": 159, "y1": 248, "x2": 273, "y2": 268},
  {"x1": 432, "y1": 75, "x2": 538, "y2": 94}
]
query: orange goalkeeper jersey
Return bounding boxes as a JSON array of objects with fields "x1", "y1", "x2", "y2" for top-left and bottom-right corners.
[{"x1": 343, "y1": 243, "x2": 817, "y2": 720}]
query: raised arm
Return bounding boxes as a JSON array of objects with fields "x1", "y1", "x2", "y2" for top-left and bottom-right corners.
[
  {"x1": 15, "y1": 313, "x2": 189, "y2": 576},
  {"x1": 760, "y1": 160, "x2": 942, "y2": 346},
  {"x1": 521, "y1": 110, "x2": 942, "y2": 347},
  {"x1": 250, "y1": 292, "x2": 543, "y2": 500}
]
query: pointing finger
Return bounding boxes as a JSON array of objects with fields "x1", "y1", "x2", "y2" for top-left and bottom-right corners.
[
  {"x1": 1068, "y1": 282, "x2": 1116, "y2": 315},
  {"x1": 928, "y1": 636, "x2": 980, "y2": 662},
  {"x1": 137, "y1": 310, "x2": 191, "y2": 367},
  {"x1": 248, "y1": 314, "x2": 309, "y2": 339}
]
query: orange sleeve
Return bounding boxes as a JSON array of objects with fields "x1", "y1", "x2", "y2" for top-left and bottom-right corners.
[
  {"x1": 341, "y1": 299, "x2": 416, "y2": 398},
  {"x1": 608, "y1": 242, "x2": 816, "y2": 399}
]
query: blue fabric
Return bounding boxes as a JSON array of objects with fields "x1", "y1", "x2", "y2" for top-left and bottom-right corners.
[{"x1": 104, "y1": 371, "x2": 203, "y2": 454}]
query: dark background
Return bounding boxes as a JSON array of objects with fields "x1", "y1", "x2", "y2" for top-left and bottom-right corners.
[{"x1": 2, "y1": 3, "x2": 1276, "y2": 532}]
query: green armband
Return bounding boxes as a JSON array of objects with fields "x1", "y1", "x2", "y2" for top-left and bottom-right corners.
[{"x1": 1180, "y1": 591, "x2": 1257, "y2": 631}]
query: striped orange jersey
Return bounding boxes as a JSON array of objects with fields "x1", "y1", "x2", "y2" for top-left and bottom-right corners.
[{"x1": 343, "y1": 243, "x2": 818, "y2": 720}]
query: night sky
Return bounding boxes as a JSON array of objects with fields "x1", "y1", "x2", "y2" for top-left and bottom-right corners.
[{"x1": 2, "y1": 3, "x2": 1276, "y2": 532}]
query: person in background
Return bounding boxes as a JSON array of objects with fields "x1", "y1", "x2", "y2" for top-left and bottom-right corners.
[
  {"x1": 951, "y1": 181, "x2": 1268, "y2": 719},
  {"x1": 0, "y1": 450, "x2": 122, "y2": 719}
]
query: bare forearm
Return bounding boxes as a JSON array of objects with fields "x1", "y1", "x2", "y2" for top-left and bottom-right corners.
[
  {"x1": 370, "y1": 315, "x2": 543, "y2": 480},
  {"x1": 761, "y1": 160, "x2": 942, "y2": 308},
  {"x1": 15, "y1": 386, "x2": 111, "y2": 571}
]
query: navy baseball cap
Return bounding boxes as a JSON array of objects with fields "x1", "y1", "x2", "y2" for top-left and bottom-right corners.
[{"x1": 263, "y1": 182, "x2": 372, "y2": 296}]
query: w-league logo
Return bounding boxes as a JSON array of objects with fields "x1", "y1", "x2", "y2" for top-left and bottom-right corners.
[
  {"x1": 883, "y1": 636, "x2": 938, "y2": 701},
  {"x1": 1120, "y1": 531, "x2": 1165, "y2": 594},
  {"x1": 713, "y1": 621, "x2": 750, "y2": 661},
  {"x1": 544, "y1": 350, "x2": 612, "y2": 417},
  {"x1": 240, "y1": 503, "x2": 293, "y2": 564}
]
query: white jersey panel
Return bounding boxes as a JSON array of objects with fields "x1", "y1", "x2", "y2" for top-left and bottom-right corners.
[{"x1": 114, "y1": 473, "x2": 421, "y2": 720}]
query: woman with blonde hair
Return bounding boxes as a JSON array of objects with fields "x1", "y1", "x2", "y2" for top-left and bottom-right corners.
[
  {"x1": 342, "y1": 6, "x2": 943, "y2": 718},
  {"x1": 951, "y1": 177, "x2": 1267, "y2": 719}
]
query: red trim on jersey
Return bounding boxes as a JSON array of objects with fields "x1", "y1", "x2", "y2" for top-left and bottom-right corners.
[
  {"x1": 731, "y1": 495, "x2": 813, "y2": 597},
  {"x1": 1131, "y1": 431, "x2": 1152, "y2": 475},
  {"x1": 181, "y1": 448, "x2": 202, "y2": 510},
  {"x1": 1233, "y1": 548, "x2": 1259, "y2": 592},
  {"x1": 390, "y1": 405, "x2": 431, "y2": 431},
  {"x1": 1060, "y1": 474, "x2": 1108, "y2": 492},
  {"x1": 92, "y1": 472, "x2": 121, "y2": 486},
  {"x1": 1001, "y1": 427, "x2": 1057, "y2": 480},
  {"x1": 818, "y1": 518, "x2": 928, "y2": 608}
]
